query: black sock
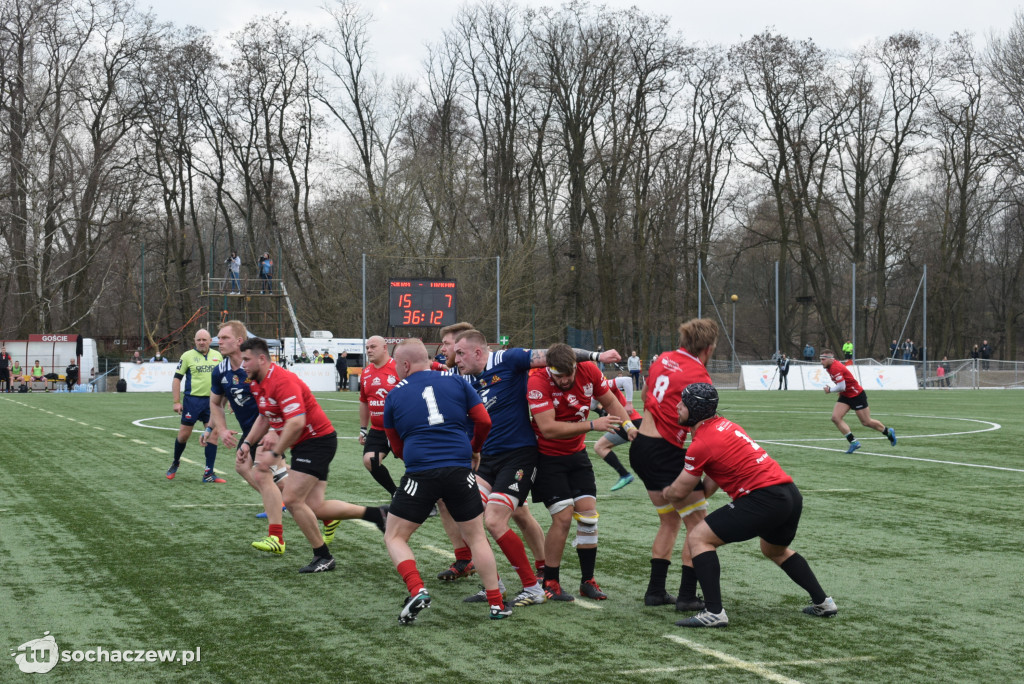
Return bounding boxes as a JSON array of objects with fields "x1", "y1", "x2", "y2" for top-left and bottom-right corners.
[
  {"x1": 604, "y1": 451, "x2": 629, "y2": 477},
  {"x1": 576, "y1": 546, "x2": 597, "y2": 582},
  {"x1": 543, "y1": 565, "x2": 560, "y2": 584},
  {"x1": 369, "y1": 459, "x2": 397, "y2": 494},
  {"x1": 361, "y1": 506, "x2": 383, "y2": 526},
  {"x1": 679, "y1": 564, "x2": 699, "y2": 601},
  {"x1": 845, "y1": 432, "x2": 856, "y2": 443},
  {"x1": 313, "y1": 544, "x2": 332, "y2": 559},
  {"x1": 780, "y1": 553, "x2": 827, "y2": 604},
  {"x1": 646, "y1": 558, "x2": 670, "y2": 595},
  {"x1": 692, "y1": 551, "x2": 723, "y2": 613}
]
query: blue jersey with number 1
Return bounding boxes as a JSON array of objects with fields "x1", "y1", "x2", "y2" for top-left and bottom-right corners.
[
  {"x1": 384, "y1": 370, "x2": 483, "y2": 474},
  {"x1": 469, "y1": 348, "x2": 537, "y2": 455}
]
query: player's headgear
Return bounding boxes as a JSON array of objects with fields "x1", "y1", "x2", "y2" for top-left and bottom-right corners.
[{"x1": 680, "y1": 382, "x2": 718, "y2": 426}]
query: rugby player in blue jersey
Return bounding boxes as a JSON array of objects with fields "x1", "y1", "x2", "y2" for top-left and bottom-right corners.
[
  {"x1": 383, "y1": 339, "x2": 509, "y2": 623},
  {"x1": 203, "y1": 321, "x2": 288, "y2": 553},
  {"x1": 452, "y1": 329, "x2": 621, "y2": 607},
  {"x1": 432, "y1": 322, "x2": 546, "y2": 589}
]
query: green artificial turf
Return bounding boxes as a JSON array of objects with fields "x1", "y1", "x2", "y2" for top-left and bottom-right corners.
[{"x1": 1, "y1": 389, "x2": 1022, "y2": 683}]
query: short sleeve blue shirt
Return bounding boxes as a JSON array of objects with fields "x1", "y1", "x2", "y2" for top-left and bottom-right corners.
[
  {"x1": 210, "y1": 358, "x2": 259, "y2": 433},
  {"x1": 467, "y1": 348, "x2": 537, "y2": 455},
  {"x1": 384, "y1": 370, "x2": 483, "y2": 473}
]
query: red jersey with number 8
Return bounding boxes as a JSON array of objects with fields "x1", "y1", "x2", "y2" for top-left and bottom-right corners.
[{"x1": 643, "y1": 349, "x2": 712, "y2": 449}]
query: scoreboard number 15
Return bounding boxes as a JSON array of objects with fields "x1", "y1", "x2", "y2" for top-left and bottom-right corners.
[{"x1": 389, "y1": 279, "x2": 457, "y2": 327}]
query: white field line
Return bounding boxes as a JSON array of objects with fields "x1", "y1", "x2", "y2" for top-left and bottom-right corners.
[
  {"x1": 656, "y1": 634, "x2": 804, "y2": 683},
  {"x1": 620, "y1": 649, "x2": 874, "y2": 676}
]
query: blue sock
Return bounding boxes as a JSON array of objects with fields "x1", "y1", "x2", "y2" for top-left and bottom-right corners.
[
  {"x1": 173, "y1": 439, "x2": 187, "y2": 463},
  {"x1": 204, "y1": 442, "x2": 217, "y2": 471}
]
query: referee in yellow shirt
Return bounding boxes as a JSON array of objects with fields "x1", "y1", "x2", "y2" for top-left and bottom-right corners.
[{"x1": 166, "y1": 329, "x2": 225, "y2": 482}]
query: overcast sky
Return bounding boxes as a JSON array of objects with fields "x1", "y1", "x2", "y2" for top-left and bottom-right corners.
[{"x1": 145, "y1": 0, "x2": 1020, "y2": 75}]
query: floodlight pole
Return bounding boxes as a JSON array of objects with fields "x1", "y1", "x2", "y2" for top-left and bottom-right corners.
[
  {"x1": 697, "y1": 260, "x2": 702, "y2": 318},
  {"x1": 362, "y1": 253, "x2": 367, "y2": 362},
  {"x1": 922, "y1": 264, "x2": 927, "y2": 365},
  {"x1": 496, "y1": 256, "x2": 501, "y2": 343},
  {"x1": 730, "y1": 295, "x2": 738, "y2": 372},
  {"x1": 851, "y1": 262, "x2": 856, "y2": 360},
  {"x1": 774, "y1": 261, "x2": 779, "y2": 355},
  {"x1": 140, "y1": 240, "x2": 145, "y2": 353}
]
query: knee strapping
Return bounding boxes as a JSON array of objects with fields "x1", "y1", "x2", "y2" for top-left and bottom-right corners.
[
  {"x1": 656, "y1": 502, "x2": 676, "y2": 515},
  {"x1": 547, "y1": 498, "x2": 574, "y2": 516},
  {"x1": 572, "y1": 510, "x2": 598, "y2": 547},
  {"x1": 676, "y1": 499, "x2": 708, "y2": 518},
  {"x1": 478, "y1": 485, "x2": 491, "y2": 507},
  {"x1": 487, "y1": 491, "x2": 519, "y2": 511}
]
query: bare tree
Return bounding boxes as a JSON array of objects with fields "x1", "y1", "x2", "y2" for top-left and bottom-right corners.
[
  {"x1": 732, "y1": 32, "x2": 847, "y2": 352},
  {"x1": 922, "y1": 34, "x2": 995, "y2": 356},
  {"x1": 985, "y1": 11, "x2": 1024, "y2": 358},
  {"x1": 318, "y1": 0, "x2": 408, "y2": 242}
]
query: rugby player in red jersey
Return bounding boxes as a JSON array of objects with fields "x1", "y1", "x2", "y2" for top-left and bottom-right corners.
[
  {"x1": 240, "y1": 338, "x2": 387, "y2": 573},
  {"x1": 664, "y1": 383, "x2": 838, "y2": 627},
  {"x1": 453, "y1": 331, "x2": 620, "y2": 606},
  {"x1": 528, "y1": 343, "x2": 634, "y2": 601},
  {"x1": 819, "y1": 349, "x2": 897, "y2": 454},
  {"x1": 628, "y1": 318, "x2": 717, "y2": 611},
  {"x1": 360, "y1": 335, "x2": 401, "y2": 494},
  {"x1": 591, "y1": 373, "x2": 638, "y2": 490}
]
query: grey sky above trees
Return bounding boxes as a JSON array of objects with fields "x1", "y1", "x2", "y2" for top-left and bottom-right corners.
[{"x1": 154, "y1": 0, "x2": 1018, "y2": 74}]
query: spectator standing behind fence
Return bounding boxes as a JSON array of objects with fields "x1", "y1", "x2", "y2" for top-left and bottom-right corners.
[
  {"x1": 842, "y1": 340, "x2": 853, "y2": 360},
  {"x1": 889, "y1": 340, "x2": 898, "y2": 359},
  {"x1": 627, "y1": 351, "x2": 642, "y2": 390},
  {"x1": 970, "y1": 344, "x2": 979, "y2": 365},
  {"x1": 777, "y1": 354, "x2": 790, "y2": 390},
  {"x1": 901, "y1": 338, "x2": 914, "y2": 362},
  {"x1": 802, "y1": 343, "x2": 815, "y2": 363},
  {"x1": 336, "y1": 351, "x2": 349, "y2": 391},
  {"x1": 938, "y1": 357, "x2": 952, "y2": 387},
  {"x1": 258, "y1": 252, "x2": 273, "y2": 293},
  {"x1": 979, "y1": 340, "x2": 992, "y2": 370},
  {"x1": 225, "y1": 251, "x2": 241, "y2": 294},
  {"x1": 0, "y1": 346, "x2": 11, "y2": 393},
  {"x1": 132, "y1": 351, "x2": 144, "y2": 364}
]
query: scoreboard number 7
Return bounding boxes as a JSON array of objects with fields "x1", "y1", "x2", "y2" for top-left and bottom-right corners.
[{"x1": 389, "y1": 279, "x2": 458, "y2": 328}]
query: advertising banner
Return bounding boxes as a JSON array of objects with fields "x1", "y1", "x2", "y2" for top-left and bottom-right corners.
[
  {"x1": 120, "y1": 362, "x2": 178, "y2": 392},
  {"x1": 740, "y1": 364, "x2": 917, "y2": 391}
]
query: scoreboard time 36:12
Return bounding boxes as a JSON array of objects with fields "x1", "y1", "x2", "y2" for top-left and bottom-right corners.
[{"x1": 388, "y1": 279, "x2": 457, "y2": 327}]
